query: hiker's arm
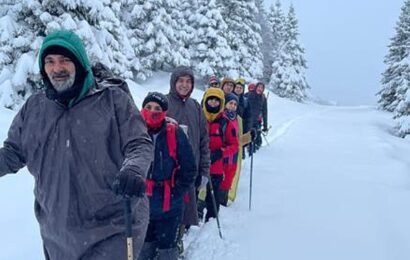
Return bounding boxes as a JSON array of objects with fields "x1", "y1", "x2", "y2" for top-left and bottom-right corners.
[
  {"x1": 0, "y1": 106, "x2": 27, "y2": 177},
  {"x1": 114, "y1": 90, "x2": 153, "y2": 179},
  {"x1": 198, "y1": 107, "x2": 210, "y2": 178}
]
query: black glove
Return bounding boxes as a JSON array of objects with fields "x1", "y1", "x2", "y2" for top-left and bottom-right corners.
[
  {"x1": 210, "y1": 149, "x2": 223, "y2": 164},
  {"x1": 250, "y1": 128, "x2": 257, "y2": 140},
  {"x1": 262, "y1": 126, "x2": 268, "y2": 133},
  {"x1": 112, "y1": 169, "x2": 146, "y2": 197}
]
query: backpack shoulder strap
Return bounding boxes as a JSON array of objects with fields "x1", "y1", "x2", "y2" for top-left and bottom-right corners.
[
  {"x1": 166, "y1": 123, "x2": 178, "y2": 163},
  {"x1": 219, "y1": 115, "x2": 229, "y2": 144}
]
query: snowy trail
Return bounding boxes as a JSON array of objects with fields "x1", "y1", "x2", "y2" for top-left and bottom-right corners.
[{"x1": 186, "y1": 106, "x2": 410, "y2": 260}]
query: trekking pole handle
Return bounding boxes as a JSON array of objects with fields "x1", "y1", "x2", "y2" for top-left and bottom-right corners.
[{"x1": 123, "y1": 196, "x2": 134, "y2": 260}]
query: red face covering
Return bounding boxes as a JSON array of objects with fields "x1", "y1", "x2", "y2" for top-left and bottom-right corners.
[{"x1": 141, "y1": 108, "x2": 167, "y2": 130}]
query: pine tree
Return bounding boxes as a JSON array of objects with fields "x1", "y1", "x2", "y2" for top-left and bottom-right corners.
[
  {"x1": 269, "y1": 4, "x2": 309, "y2": 102},
  {"x1": 220, "y1": 0, "x2": 264, "y2": 81},
  {"x1": 189, "y1": 0, "x2": 235, "y2": 84},
  {"x1": 168, "y1": 0, "x2": 192, "y2": 68},
  {"x1": 394, "y1": 77, "x2": 410, "y2": 137},
  {"x1": 255, "y1": 0, "x2": 272, "y2": 83},
  {"x1": 0, "y1": 0, "x2": 132, "y2": 109},
  {"x1": 390, "y1": 1, "x2": 410, "y2": 137},
  {"x1": 378, "y1": 0, "x2": 410, "y2": 112},
  {"x1": 266, "y1": 1, "x2": 286, "y2": 88},
  {"x1": 124, "y1": 0, "x2": 192, "y2": 80}
]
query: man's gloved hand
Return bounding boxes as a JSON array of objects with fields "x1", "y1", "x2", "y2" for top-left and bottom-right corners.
[
  {"x1": 197, "y1": 176, "x2": 209, "y2": 191},
  {"x1": 112, "y1": 169, "x2": 146, "y2": 197},
  {"x1": 262, "y1": 126, "x2": 269, "y2": 133},
  {"x1": 210, "y1": 149, "x2": 223, "y2": 164},
  {"x1": 250, "y1": 128, "x2": 257, "y2": 140}
]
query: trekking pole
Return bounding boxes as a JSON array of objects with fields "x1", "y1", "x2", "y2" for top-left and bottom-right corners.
[
  {"x1": 262, "y1": 132, "x2": 270, "y2": 146},
  {"x1": 123, "y1": 196, "x2": 133, "y2": 260},
  {"x1": 262, "y1": 125, "x2": 272, "y2": 146},
  {"x1": 208, "y1": 179, "x2": 223, "y2": 239},
  {"x1": 249, "y1": 141, "x2": 254, "y2": 211}
]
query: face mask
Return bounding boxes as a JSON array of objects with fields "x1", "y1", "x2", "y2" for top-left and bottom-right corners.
[
  {"x1": 206, "y1": 103, "x2": 221, "y2": 113},
  {"x1": 225, "y1": 109, "x2": 237, "y2": 120},
  {"x1": 141, "y1": 108, "x2": 166, "y2": 130}
]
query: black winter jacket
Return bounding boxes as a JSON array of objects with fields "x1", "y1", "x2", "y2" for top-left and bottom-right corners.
[
  {"x1": 236, "y1": 93, "x2": 253, "y2": 133},
  {"x1": 247, "y1": 92, "x2": 268, "y2": 129}
]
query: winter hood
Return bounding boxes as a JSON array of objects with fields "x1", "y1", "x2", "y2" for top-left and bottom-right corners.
[
  {"x1": 202, "y1": 87, "x2": 225, "y2": 122},
  {"x1": 169, "y1": 66, "x2": 195, "y2": 99},
  {"x1": 38, "y1": 30, "x2": 94, "y2": 106},
  {"x1": 221, "y1": 77, "x2": 235, "y2": 88}
]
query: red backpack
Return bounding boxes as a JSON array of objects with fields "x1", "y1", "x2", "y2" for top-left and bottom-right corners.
[{"x1": 145, "y1": 123, "x2": 181, "y2": 212}]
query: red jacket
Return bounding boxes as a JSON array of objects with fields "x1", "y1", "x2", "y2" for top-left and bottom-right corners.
[
  {"x1": 208, "y1": 114, "x2": 239, "y2": 178},
  {"x1": 221, "y1": 114, "x2": 239, "y2": 190}
]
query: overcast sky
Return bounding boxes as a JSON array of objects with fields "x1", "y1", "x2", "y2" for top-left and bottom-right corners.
[{"x1": 264, "y1": 0, "x2": 404, "y2": 105}]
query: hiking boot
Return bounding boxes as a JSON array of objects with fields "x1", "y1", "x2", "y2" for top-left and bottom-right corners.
[
  {"x1": 176, "y1": 225, "x2": 185, "y2": 256},
  {"x1": 218, "y1": 190, "x2": 229, "y2": 207}
]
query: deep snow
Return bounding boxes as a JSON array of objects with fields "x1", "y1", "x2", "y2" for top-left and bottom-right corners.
[{"x1": 1, "y1": 75, "x2": 410, "y2": 259}]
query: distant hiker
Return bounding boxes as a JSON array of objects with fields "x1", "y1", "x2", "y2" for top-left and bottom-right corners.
[
  {"x1": 234, "y1": 79, "x2": 254, "y2": 150},
  {"x1": 221, "y1": 77, "x2": 236, "y2": 95},
  {"x1": 246, "y1": 83, "x2": 256, "y2": 94},
  {"x1": 201, "y1": 88, "x2": 239, "y2": 221},
  {"x1": 208, "y1": 75, "x2": 220, "y2": 88},
  {"x1": 248, "y1": 82, "x2": 268, "y2": 152},
  {"x1": 138, "y1": 92, "x2": 197, "y2": 260},
  {"x1": 0, "y1": 30, "x2": 153, "y2": 259},
  {"x1": 166, "y1": 66, "x2": 210, "y2": 254}
]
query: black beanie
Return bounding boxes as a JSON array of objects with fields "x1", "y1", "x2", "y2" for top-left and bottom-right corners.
[
  {"x1": 41, "y1": 45, "x2": 82, "y2": 75},
  {"x1": 142, "y1": 92, "x2": 169, "y2": 111},
  {"x1": 225, "y1": 93, "x2": 239, "y2": 105}
]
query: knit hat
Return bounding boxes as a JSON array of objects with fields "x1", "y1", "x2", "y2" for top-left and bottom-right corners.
[
  {"x1": 225, "y1": 93, "x2": 239, "y2": 105},
  {"x1": 142, "y1": 92, "x2": 169, "y2": 111},
  {"x1": 221, "y1": 77, "x2": 235, "y2": 88},
  {"x1": 41, "y1": 45, "x2": 82, "y2": 75},
  {"x1": 248, "y1": 83, "x2": 256, "y2": 92}
]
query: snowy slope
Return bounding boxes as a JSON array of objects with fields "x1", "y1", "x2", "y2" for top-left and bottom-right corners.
[
  {"x1": 1, "y1": 76, "x2": 410, "y2": 260},
  {"x1": 185, "y1": 102, "x2": 410, "y2": 260}
]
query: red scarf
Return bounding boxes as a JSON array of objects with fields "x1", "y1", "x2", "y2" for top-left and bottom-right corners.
[{"x1": 141, "y1": 108, "x2": 167, "y2": 130}]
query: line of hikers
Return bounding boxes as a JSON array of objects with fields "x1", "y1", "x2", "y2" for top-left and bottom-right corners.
[{"x1": 0, "y1": 30, "x2": 269, "y2": 260}]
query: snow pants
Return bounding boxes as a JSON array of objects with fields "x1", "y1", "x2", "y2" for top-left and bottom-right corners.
[{"x1": 144, "y1": 213, "x2": 182, "y2": 249}]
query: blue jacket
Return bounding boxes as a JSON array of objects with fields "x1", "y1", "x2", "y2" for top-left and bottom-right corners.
[{"x1": 147, "y1": 122, "x2": 197, "y2": 219}]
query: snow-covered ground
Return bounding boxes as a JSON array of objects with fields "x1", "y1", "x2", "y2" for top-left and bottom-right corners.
[{"x1": 1, "y1": 76, "x2": 410, "y2": 259}]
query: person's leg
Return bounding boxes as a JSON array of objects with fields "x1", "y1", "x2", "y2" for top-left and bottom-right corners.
[
  {"x1": 138, "y1": 220, "x2": 158, "y2": 260},
  {"x1": 155, "y1": 214, "x2": 182, "y2": 260}
]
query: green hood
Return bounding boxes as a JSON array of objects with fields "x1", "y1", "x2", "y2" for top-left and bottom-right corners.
[{"x1": 39, "y1": 30, "x2": 94, "y2": 106}]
